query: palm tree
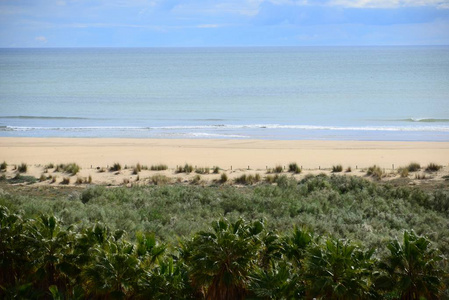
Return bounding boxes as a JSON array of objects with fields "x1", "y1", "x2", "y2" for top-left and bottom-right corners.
[
  {"x1": 305, "y1": 237, "x2": 376, "y2": 299},
  {"x1": 182, "y1": 218, "x2": 264, "y2": 300},
  {"x1": 82, "y1": 240, "x2": 143, "y2": 299},
  {"x1": 377, "y1": 230, "x2": 446, "y2": 299}
]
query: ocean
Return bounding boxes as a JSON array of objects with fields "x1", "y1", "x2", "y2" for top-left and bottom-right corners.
[{"x1": 1, "y1": 47, "x2": 448, "y2": 141}]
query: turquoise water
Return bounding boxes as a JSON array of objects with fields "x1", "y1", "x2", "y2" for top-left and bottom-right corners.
[{"x1": 1, "y1": 47, "x2": 448, "y2": 140}]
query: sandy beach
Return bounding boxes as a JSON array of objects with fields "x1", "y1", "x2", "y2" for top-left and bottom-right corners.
[{"x1": 1, "y1": 137, "x2": 448, "y2": 170}]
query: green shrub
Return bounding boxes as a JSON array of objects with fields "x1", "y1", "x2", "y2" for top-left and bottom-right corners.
[
  {"x1": 288, "y1": 162, "x2": 301, "y2": 174},
  {"x1": 39, "y1": 174, "x2": 47, "y2": 182},
  {"x1": 213, "y1": 166, "x2": 220, "y2": 174},
  {"x1": 45, "y1": 163, "x2": 55, "y2": 169},
  {"x1": 425, "y1": 163, "x2": 442, "y2": 172},
  {"x1": 345, "y1": 166, "x2": 352, "y2": 173},
  {"x1": 332, "y1": 165, "x2": 343, "y2": 173},
  {"x1": 61, "y1": 177, "x2": 70, "y2": 185},
  {"x1": 150, "y1": 164, "x2": 168, "y2": 171},
  {"x1": 0, "y1": 161, "x2": 7, "y2": 171},
  {"x1": 17, "y1": 163, "x2": 27, "y2": 173}
]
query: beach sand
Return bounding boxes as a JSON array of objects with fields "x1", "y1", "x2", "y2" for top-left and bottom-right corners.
[{"x1": 1, "y1": 137, "x2": 448, "y2": 186}]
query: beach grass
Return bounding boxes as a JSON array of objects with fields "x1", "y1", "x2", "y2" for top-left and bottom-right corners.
[
  {"x1": 55, "y1": 163, "x2": 80, "y2": 175},
  {"x1": 407, "y1": 162, "x2": 421, "y2": 172},
  {"x1": 61, "y1": 177, "x2": 70, "y2": 185},
  {"x1": 195, "y1": 167, "x2": 210, "y2": 174},
  {"x1": 426, "y1": 163, "x2": 442, "y2": 172},
  {"x1": 176, "y1": 163, "x2": 194, "y2": 174},
  {"x1": 17, "y1": 163, "x2": 27, "y2": 173},
  {"x1": 110, "y1": 163, "x2": 122, "y2": 172},
  {"x1": 0, "y1": 161, "x2": 7, "y2": 171},
  {"x1": 220, "y1": 173, "x2": 228, "y2": 183},
  {"x1": 150, "y1": 164, "x2": 168, "y2": 171},
  {"x1": 366, "y1": 165, "x2": 384, "y2": 180},
  {"x1": 150, "y1": 174, "x2": 171, "y2": 185},
  {"x1": 235, "y1": 173, "x2": 261, "y2": 185},
  {"x1": 332, "y1": 165, "x2": 343, "y2": 173},
  {"x1": 288, "y1": 162, "x2": 301, "y2": 174}
]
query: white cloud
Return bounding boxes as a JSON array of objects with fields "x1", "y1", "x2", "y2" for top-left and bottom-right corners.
[{"x1": 35, "y1": 36, "x2": 47, "y2": 43}]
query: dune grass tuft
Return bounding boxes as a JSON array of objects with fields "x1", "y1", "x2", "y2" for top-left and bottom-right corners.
[
  {"x1": 150, "y1": 174, "x2": 171, "y2": 185},
  {"x1": 150, "y1": 164, "x2": 168, "y2": 171},
  {"x1": 398, "y1": 167, "x2": 409, "y2": 178},
  {"x1": 366, "y1": 165, "x2": 385, "y2": 180},
  {"x1": 288, "y1": 162, "x2": 301, "y2": 174},
  {"x1": 61, "y1": 177, "x2": 70, "y2": 185},
  {"x1": 195, "y1": 167, "x2": 210, "y2": 174},
  {"x1": 17, "y1": 163, "x2": 27, "y2": 173},
  {"x1": 176, "y1": 164, "x2": 194, "y2": 174},
  {"x1": 0, "y1": 161, "x2": 7, "y2": 171},
  {"x1": 235, "y1": 173, "x2": 261, "y2": 185},
  {"x1": 192, "y1": 174, "x2": 202, "y2": 185},
  {"x1": 407, "y1": 162, "x2": 421, "y2": 172},
  {"x1": 213, "y1": 166, "x2": 220, "y2": 174},
  {"x1": 425, "y1": 163, "x2": 442, "y2": 172},
  {"x1": 110, "y1": 163, "x2": 122, "y2": 172},
  {"x1": 220, "y1": 173, "x2": 228, "y2": 183},
  {"x1": 345, "y1": 166, "x2": 352, "y2": 173},
  {"x1": 332, "y1": 165, "x2": 343, "y2": 173}
]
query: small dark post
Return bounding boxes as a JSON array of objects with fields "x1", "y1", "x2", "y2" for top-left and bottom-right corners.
[
  {"x1": 392, "y1": 164, "x2": 394, "y2": 170},
  {"x1": 319, "y1": 166, "x2": 320, "y2": 170},
  {"x1": 231, "y1": 166, "x2": 232, "y2": 170},
  {"x1": 356, "y1": 165, "x2": 358, "y2": 169},
  {"x1": 248, "y1": 166, "x2": 250, "y2": 170}
]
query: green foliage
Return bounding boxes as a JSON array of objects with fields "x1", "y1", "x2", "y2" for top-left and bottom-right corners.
[
  {"x1": 0, "y1": 161, "x2": 7, "y2": 171},
  {"x1": 191, "y1": 174, "x2": 201, "y2": 185},
  {"x1": 213, "y1": 166, "x2": 220, "y2": 174},
  {"x1": 17, "y1": 162, "x2": 27, "y2": 173},
  {"x1": 376, "y1": 230, "x2": 446, "y2": 299},
  {"x1": 0, "y1": 207, "x2": 447, "y2": 300},
  {"x1": 288, "y1": 162, "x2": 301, "y2": 174}
]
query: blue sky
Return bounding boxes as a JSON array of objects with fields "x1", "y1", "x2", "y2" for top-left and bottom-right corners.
[{"x1": 1, "y1": 0, "x2": 449, "y2": 47}]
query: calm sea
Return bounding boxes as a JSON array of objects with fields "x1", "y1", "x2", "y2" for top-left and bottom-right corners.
[{"x1": 1, "y1": 47, "x2": 448, "y2": 141}]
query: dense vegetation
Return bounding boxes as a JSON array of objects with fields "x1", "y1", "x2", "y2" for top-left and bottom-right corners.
[{"x1": 1, "y1": 175, "x2": 448, "y2": 299}]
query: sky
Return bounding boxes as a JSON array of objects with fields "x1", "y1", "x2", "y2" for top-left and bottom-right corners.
[{"x1": 1, "y1": 0, "x2": 449, "y2": 47}]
